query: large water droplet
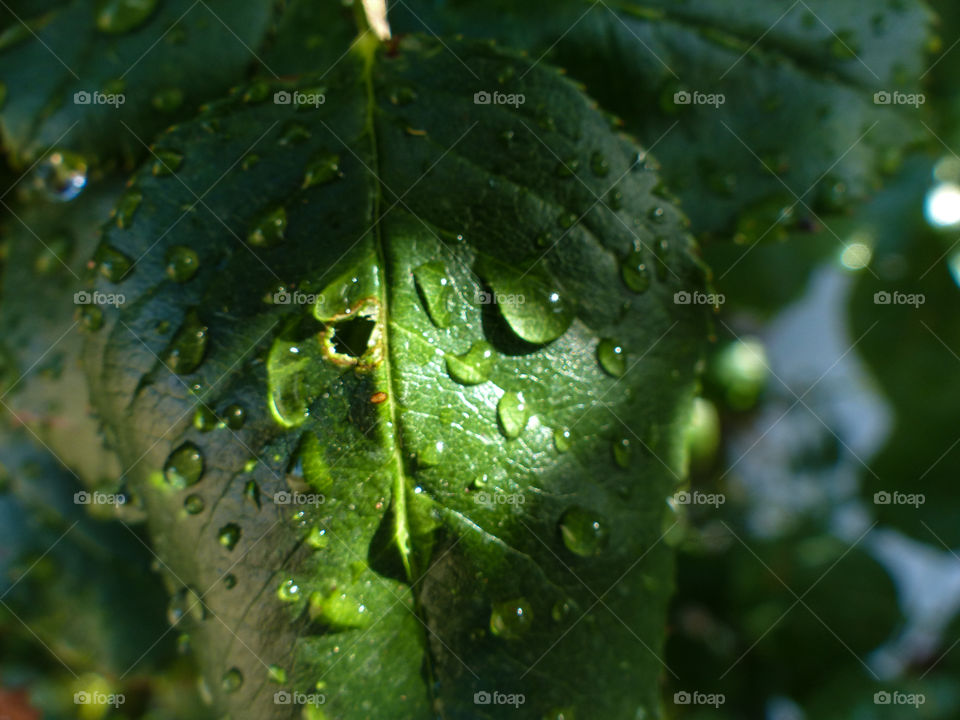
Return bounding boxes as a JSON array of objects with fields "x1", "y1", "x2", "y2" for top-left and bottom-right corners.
[
  {"x1": 597, "y1": 338, "x2": 626, "y2": 377},
  {"x1": 497, "y1": 391, "x2": 529, "y2": 439},
  {"x1": 267, "y1": 340, "x2": 311, "y2": 427},
  {"x1": 621, "y1": 250, "x2": 650, "y2": 293},
  {"x1": 247, "y1": 207, "x2": 287, "y2": 247},
  {"x1": 302, "y1": 152, "x2": 342, "y2": 188},
  {"x1": 559, "y1": 507, "x2": 608, "y2": 557},
  {"x1": 221, "y1": 668, "x2": 243, "y2": 694},
  {"x1": 35, "y1": 151, "x2": 87, "y2": 201},
  {"x1": 489, "y1": 598, "x2": 533, "y2": 640},
  {"x1": 218, "y1": 523, "x2": 241, "y2": 551},
  {"x1": 485, "y1": 272, "x2": 572, "y2": 344},
  {"x1": 413, "y1": 261, "x2": 453, "y2": 328},
  {"x1": 164, "y1": 312, "x2": 208, "y2": 374},
  {"x1": 445, "y1": 341, "x2": 495, "y2": 385},
  {"x1": 164, "y1": 442, "x2": 204, "y2": 488},
  {"x1": 95, "y1": 0, "x2": 157, "y2": 34},
  {"x1": 165, "y1": 245, "x2": 199, "y2": 282}
]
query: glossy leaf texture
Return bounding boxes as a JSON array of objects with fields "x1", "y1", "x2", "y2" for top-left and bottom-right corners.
[
  {"x1": 82, "y1": 35, "x2": 710, "y2": 719},
  {"x1": 390, "y1": 0, "x2": 935, "y2": 236}
]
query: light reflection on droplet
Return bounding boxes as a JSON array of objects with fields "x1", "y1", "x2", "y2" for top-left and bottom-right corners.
[{"x1": 925, "y1": 182, "x2": 960, "y2": 228}]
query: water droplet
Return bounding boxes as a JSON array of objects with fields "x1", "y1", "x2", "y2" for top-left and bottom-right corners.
[
  {"x1": 590, "y1": 151, "x2": 610, "y2": 177},
  {"x1": 164, "y1": 442, "x2": 204, "y2": 488},
  {"x1": 115, "y1": 188, "x2": 142, "y2": 228},
  {"x1": 413, "y1": 262, "x2": 453, "y2": 328},
  {"x1": 558, "y1": 212, "x2": 578, "y2": 229},
  {"x1": 35, "y1": 151, "x2": 87, "y2": 201},
  {"x1": 267, "y1": 340, "x2": 311, "y2": 427},
  {"x1": 556, "y1": 159, "x2": 579, "y2": 178},
  {"x1": 224, "y1": 574, "x2": 237, "y2": 589},
  {"x1": 489, "y1": 274, "x2": 573, "y2": 345},
  {"x1": 309, "y1": 588, "x2": 371, "y2": 629},
  {"x1": 244, "y1": 479, "x2": 261, "y2": 509},
  {"x1": 497, "y1": 391, "x2": 529, "y2": 439},
  {"x1": 247, "y1": 206, "x2": 287, "y2": 247},
  {"x1": 647, "y1": 207, "x2": 666, "y2": 224},
  {"x1": 151, "y1": 87, "x2": 184, "y2": 112},
  {"x1": 277, "y1": 579, "x2": 301, "y2": 602},
  {"x1": 489, "y1": 598, "x2": 533, "y2": 640},
  {"x1": 221, "y1": 668, "x2": 243, "y2": 693},
  {"x1": 223, "y1": 403, "x2": 246, "y2": 429},
  {"x1": 95, "y1": 0, "x2": 158, "y2": 34},
  {"x1": 613, "y1": 437, "x2": 631, "y2": 468},
  {"x1": 279, "y1": 122, "x2": 311, "y2": 145},
  {"x1": 193, "y1": 406, "x2": 217, "y2": 432},
  {"x1": 96, "y1": 244, "x2": 132, "y2": 282},
  {"x1": 621, "y1": 251, "x2": 650, "y2": 292},
  {"x1": 597, "y1": 338, "x2": 626, "y2": 377},
  {"x1": 306, "y1": 526, "x2": 329, "y2": 549},
  {"x1": 606, "y1": 188, "x2": 623, "y2": 211},
  {"x1": 218, "y1": 523, "x2": 241, "y2": 551},
  {"x1": 445, "y1": 341, "x2": 495, "y2": 385},
  {"x1": 152, "y1": 150, "x2": 183, "y2": 176},
  {"x1": 302, "y1": 152, "x2": 341, "y2": 188},
  {"x1": 163, "y1": 312, "x2": 208, "y2": 374},
  {"x1": 243, "y1": 80, "x2": 270, "y2": 103},
  {"x1": 78, "y1": 305, "x2": 104, "y2": 332},
  {"x1": 551, "y1": 598, "x2": 575, "y2": 623},
  {"x1": 165, "y1": 245, "x2": 199, "y2": 282},
  {"x1": 184, "y1": 494, "x2": 205, "y2": 514},
  {"x1": 559, "y1": 507, "x2": 608, "y2": 557},
  {"x1": 168, "y1": 587, "x2": 205, "y2": 625},
  {"x1": 267, "y1": 665, "x2": 287, "y2": 684},
  {"x1": 553, "y1": 427, "x2": 572, "y2": 453}
]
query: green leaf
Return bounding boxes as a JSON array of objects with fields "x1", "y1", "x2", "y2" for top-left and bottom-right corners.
[
  {"x1": 0, "y1": 0, "x2": 275, "y2": 167},
  {"x1": 82, "y1": 35, "x2": 709, "y2": 719},
  {"x1": 390, "y1": 0, "x2": 935, "y2": 235}
]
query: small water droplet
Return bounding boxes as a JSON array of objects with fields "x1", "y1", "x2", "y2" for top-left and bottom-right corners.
[
  {"x1": 184, "y1": 494, "x2": 205, "y2": 514},
  {"x1": 163, "y1": 312, "x2": 208, "y2": 374},
  {"x1": 559, "y1": 507, "x2": 608, "y2": 557},
  {"x1": 497, "y1": 391, "x2": 529, "y2": 439},
  {"x1": 279, "y1": 122, "x2": 311, "y2": 145},
  {"x1": 553, "y1": 427, "x2": 572, "y2": 453},
  {"x1": 558, "y1": 212, "x2": 578, "y2": 229},
  {"x1": 96, "y1": 244, "x2": 132, "y2": 282},
  {"x1": 224, "y1": 574, "x2": 237, "y2": 589},
  {"x1": 218, "y1": 523, "x2": 241, "y2": 551},
  {"x1": 221, "y1": 668, "x2": 243, "y2": 693},
  {"x1": 556, "y1": 159, "x2": 579, "y2": 178},
  {"x1": 95, "y1": 0, "x2": 158, "y2": 34},
  {"x1": 597, "y1": 338, "x2": 626, "y2": 377},
  {"x1": 35, "y1": 151, "x2": 87, "y2": 201},
  {"x1": 77, "y1": 305, "x2": 103, "y2": 332},
  {"x1": 164, "y1": 442, "x2": 204, "y2": 488},
  {"x1": 247, "y1": 206, "x2": 287, "y2": 247},
  {"x1": 165, "y1": 245, "x2": 199, "y2": 282},
  {"x1": 151, "y1": 87, "x2": 184, "y2": 112},
  {"x1": 413, "y1": 261, "x2": 453, "y2": 328},
  {"x1": 613, "y1": 437, "x2": 631, "y2": 468},
  {"x1": 621, "y1": 251, "x2": 650, "y2": 293},
  {"x1": 309, "y1": 588, "x2": 371, "y2": 629},
  {"x1": 168, "y1": 587, "x2": 205, "y2": 625},
  {"x1": 115, "y1": 188, "x2": 142, "y2": 228},
  {"x1": 306, "y1": 526, "x2": 329, "y2": 549},
  {"x1": 193, "y1": 406, "x2": 217, "y2": 432},
  {"x1": 223, "y1": 403, "x2": 246, "y2": 429},
  {"x1": 647, "y1": 207, "x2": 666, "y2": 224},
  {"x1": 244, "y1": 479, "x2": 261, "y2": 509},
  {"x1": 590, "y1": 151, "x2": 610, "y2": 177},
  {"x1": 445, "y1": 340, "x2": 495, "y2": 385},
  {"x1": 489, "y1": 598, "x2": 533, "y2": 640},
  {"x1": 241, "y1": 154, "x2": 260, "y2": 171},
  {"x1": 389, "y1": 86, "x2": 417, "y2": 105},
  {"x1": 606, "y1": 188, "x2": 623, "y2": 210},
  {"x1": 243, "y1": 80, "x2": 270, "y2": 103},
  {"x1": 302, "y1": 152, "x2": 341, "y2": 188},
  {"x1": 277, "y1": 579, "x2": 301, "y2": 602},
  {"x1": 152, "y1": 149, "x2": 183, "y2": 176},
  {"x1": 267, "y1": 665, "x2": 287, "y2": 684}
]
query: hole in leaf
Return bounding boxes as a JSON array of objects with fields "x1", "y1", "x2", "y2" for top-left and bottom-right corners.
[{"x1": 331, "y1": 316, "x2": 376, "y2": 357}]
